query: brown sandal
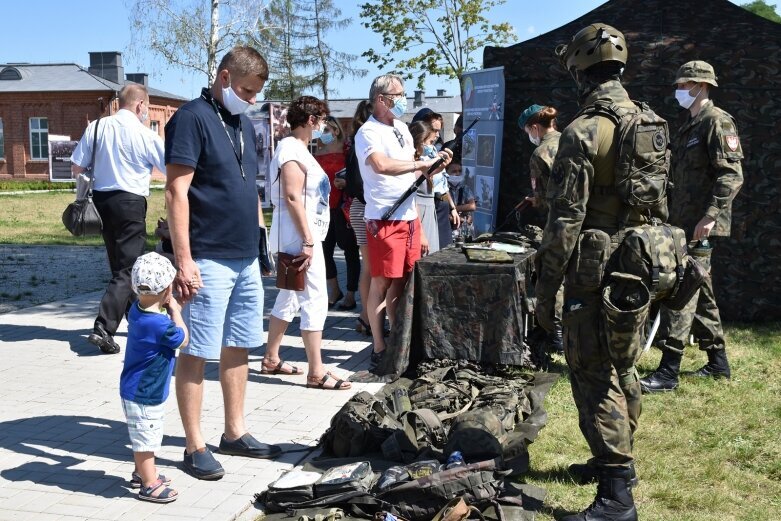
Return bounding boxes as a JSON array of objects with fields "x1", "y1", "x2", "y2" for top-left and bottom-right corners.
[
  {"x1": 306, "y1": 371, "x2": 352, "y2": 390},
  {"x1": 261, "y1": 359, "x2": 302, "y2": 375}
]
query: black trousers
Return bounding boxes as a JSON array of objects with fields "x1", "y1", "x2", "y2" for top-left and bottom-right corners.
[
  {"x1": 323, "y1": 208, "x2": 360, "y2": 292},
  {"x1": 435, "y1": 197, "x2": 454, "y2": 249},
  {"x1": 92, "y1": 190, "x2": 147, "y2": 335}
]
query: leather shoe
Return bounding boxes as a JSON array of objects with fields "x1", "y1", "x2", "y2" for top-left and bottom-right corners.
[
  {"x1": 218, "y1": 433, "x2": 282, "y2": 459},
  {"x1": 639, "y1": 371, "x2": 678, "y2": 394},
  {"x1": 87, "y1": 324, "x2": 120, "y2": 354},
  {"x1": 183, "y1": 447, "x2": 225, "y2": 480},
  {"x1": 684, "y1": 349, "x2": 731, "y2": 379}
]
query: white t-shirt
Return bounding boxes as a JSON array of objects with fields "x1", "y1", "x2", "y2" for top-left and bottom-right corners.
[
  {"x1": 354, "y1": 115, "x2": 417, "y2": 221},
  {"x1": 269, "y1": 137, "x2": 331, "y2": 254},
  {"x1": 70, "y1": 109, "x2": 165, "y2": 197}
]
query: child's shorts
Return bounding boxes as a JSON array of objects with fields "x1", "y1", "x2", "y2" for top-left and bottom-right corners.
[{"x1": 121, "y1": 399, "x2": 165, "y2": 453}]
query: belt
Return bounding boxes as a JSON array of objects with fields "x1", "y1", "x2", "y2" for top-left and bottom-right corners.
[{"x1": 434, "y1": 193, "x2": 450, "y2": 203}]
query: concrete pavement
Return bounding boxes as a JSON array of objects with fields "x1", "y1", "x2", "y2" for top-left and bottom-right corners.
[{"x1": 0, "y1": 273, "x2": 381, "y2": 520}]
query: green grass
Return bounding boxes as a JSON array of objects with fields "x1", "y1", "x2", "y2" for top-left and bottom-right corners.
[
  {"x1": 0, "y1": 190, "x2": 273, "y2": 250},
  {"x1": 526, "y1": 323, "x2": 781, "y2": 520},
  {"x1": 0, "y1": 180, "x2": 76, "y2": 191}
]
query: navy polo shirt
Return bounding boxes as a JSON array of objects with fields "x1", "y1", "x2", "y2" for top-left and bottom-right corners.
[{"x1": 165, "y1": 88, "x2": 260, "y2": 259}]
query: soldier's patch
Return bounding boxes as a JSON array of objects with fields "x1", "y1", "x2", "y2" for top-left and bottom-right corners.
[
  {"x1": 686, "y1": 137, "x2": 700, "y2": 148},
  {"x1": 653, "y1": 129, "x2": 666, "y2": 151},
  {"x1": 725, "y1": 134, "x2": 739, "y2": 151}
]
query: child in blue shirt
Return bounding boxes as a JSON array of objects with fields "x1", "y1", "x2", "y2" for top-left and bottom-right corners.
[{"x1": 120, "y1": 252, "x2": 188, "y2": 503}]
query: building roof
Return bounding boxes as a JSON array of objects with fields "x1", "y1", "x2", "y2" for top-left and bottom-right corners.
[
  {"x1": 0, "y1": 63, "x2": 187, "y2": 101},
  {"x1": 248, "y1": 95, "x2": 462, "y2": 120}
]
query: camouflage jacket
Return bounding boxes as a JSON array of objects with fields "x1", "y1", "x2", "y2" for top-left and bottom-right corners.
[
  {"x1": 668, "y1": 100, "x2": 744, "y2": 238},
  {"x1": 535, "y1": 80, "x2": 664, "y2": 309},
  {"x1": 529, "y1": 130, "x2": 561, "y2": 212}
]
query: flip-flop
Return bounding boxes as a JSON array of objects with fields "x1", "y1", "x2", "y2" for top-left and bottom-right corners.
[
  {"x1": 260, "y1": 359, "x2": 302, "y2": 375},
  {"x1": 306, "y1": 372, "x2": 352, "y2": 390}
]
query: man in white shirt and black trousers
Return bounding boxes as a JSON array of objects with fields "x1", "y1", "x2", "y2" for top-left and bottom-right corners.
[{"x1": 71, "y1": 84, "x2": 166, "y2": 354}]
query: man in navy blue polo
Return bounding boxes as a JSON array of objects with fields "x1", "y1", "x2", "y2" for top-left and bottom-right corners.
[{"x1": 165, "y1": 46, "x2": 280, "y2": 481}]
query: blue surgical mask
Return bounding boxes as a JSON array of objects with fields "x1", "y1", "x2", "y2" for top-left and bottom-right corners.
[
  {"x1": 311, "y1": 121, "x2": 326, "y2": 140},
  {"x1": 320, "y1": 131, "x2": 335, "y2": 145},
  {"x1": 390, "y1": 96, "x2": 407, "y2": 119},
  {"x1": 422, "y1": 144, "x2": 437, "y2": 158}
]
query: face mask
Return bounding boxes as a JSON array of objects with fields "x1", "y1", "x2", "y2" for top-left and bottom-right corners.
[
  {"x1": 448, "y1": 175, "x2": 463, "y2": 186},
  {"x1": 319, "y1": 131, "x2": 335, "y2": 145},
  {"x1": 311, "y1": 121, "x2": 326, "y2": 140},
  {"x1": 675, "y1": 86, "x2": 700, "y2": 109},
  {"x1": 221, "y1": 76, "x2": 250, "y2": 115},
  {"x1": 528, "y1": 128, "x2": 541, "y2": 146},
  {"x1": 140, "y1": 110, "x2": 149, "y2": 123},
  {"x1": 422, "y1": 144, "x2": 438, "y2": 158},
  {"x1": 389, "y1": 96, "x2": 407, "y2": 119}
]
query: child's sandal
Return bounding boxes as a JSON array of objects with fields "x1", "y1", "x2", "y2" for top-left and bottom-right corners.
[
  {"x1": 130, "y1": 471, "x2": 171, "y2": 489},
  {"x1": 138, "y1": 478, "x2": 178, "y2": 503}
]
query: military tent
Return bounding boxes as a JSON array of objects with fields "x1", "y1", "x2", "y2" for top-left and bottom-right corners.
[{"x1": 484, "y1": 0, "x2": 781, "y2": 321}]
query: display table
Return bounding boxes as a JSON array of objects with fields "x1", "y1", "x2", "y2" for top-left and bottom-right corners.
[{"x1": 356, "y1": 246, "x2": 536, "y2": 382}]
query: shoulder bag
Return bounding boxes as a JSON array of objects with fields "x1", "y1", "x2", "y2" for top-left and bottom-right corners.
[
  {"x1": 275, "y1": 162, "x2": 307, "y2": 291},
  {"x1": 62, "y1": 118, "x2": 103, "y2": 237}
]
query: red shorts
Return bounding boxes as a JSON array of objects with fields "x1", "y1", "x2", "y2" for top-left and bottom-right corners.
[{"x1": 365, "y1": 218, "x2": 421, "y2": 279}]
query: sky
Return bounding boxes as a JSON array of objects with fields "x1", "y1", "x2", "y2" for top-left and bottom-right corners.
[{"x1": 0, "y1": 0, "x2": 774, "y2": 101}]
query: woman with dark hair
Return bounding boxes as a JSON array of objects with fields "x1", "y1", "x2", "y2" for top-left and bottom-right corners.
[
  {"x1": 263, "y1": 96, "x2": 351, "y2": 390},
  {"x1": 409, "y1": 120, "x2": 438, "y2": 254},
  {"x1": 316, "y1": 116, "x2": 360, "y2": 310}
]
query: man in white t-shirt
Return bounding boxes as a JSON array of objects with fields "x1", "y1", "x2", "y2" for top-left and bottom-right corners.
[{"x1": 354, "y1": 74, "x2": 451, "y2": 372}]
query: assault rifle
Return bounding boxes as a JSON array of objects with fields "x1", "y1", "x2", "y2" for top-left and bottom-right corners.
[
  {"x1": 494, "y1": 194, "x2": 535, "y2": 232},
  {"x1": 381, "y1": 118, "x2": 480, "y2": 221}
]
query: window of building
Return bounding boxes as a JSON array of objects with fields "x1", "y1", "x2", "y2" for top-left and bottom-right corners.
[
  {"x1": 29, "y1": 117, "x2": 48, "y2": 160},
  {"x1": 0, "y1": 118, "x2": 4, "y2": 159},
  {"x1": 150, "y1": 120, "x2": 160, "y2": 134}
]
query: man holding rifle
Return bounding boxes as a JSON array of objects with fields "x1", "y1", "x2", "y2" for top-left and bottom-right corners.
[{"x1": 354, "y1": 74, "x2": 451, "y2": 372}]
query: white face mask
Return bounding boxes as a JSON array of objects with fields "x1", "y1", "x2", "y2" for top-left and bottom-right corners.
[
  {"x1": 528, "y1": 127, "x2": 541, "y2": 146},
  {"x1": 448, "y1": 175, "x2": 463, "y2": 186},
  {"x1": 221, "y1": 76, "x2": 250, "y2": 115},
  {"x1": 140, "y1": 110, "x2": 149, "y2": 123},
  {"x1": 675, "y1": 86, "x2": 700, "y2": 110}
]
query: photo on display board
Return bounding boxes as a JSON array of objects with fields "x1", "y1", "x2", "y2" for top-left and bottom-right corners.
[
  {"x1": 476, "y1": 134, "x2": 496, "y2": 168},
  {"x1": 462, "y1": 128, "x2": 477, "y2": 161},
  {"x1": 476, "y1": 175, "x2": 495, "y2": 211}
]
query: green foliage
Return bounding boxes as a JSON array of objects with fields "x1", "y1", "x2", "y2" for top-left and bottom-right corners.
[
  {"x1": 742, "y1": 0, "x2": 781, "y2": 22},
  {"x1": 0, "y1": 180, "x2": 75, "y2": 192},
  {"x1": 360, "y1": 0, "x2": 515, "y2": 88}
]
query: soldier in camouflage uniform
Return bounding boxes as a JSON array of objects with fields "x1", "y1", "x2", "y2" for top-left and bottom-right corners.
[
  {"x1": 535, "y1": 24, "x2": 669, "y2": 521},
  {"x1": 640, "y1": 61, "x2": 743, "y2": 393},
  {"x1": 519, "y1": 104, "x2": 564, "y2": 354}
]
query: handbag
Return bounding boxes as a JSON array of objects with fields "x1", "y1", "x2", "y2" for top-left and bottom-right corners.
[
  {"x1": 62, "y1": 118, "x2": 103, "y2": 237},
  {"x1": 275, "y1": 164, "x2": 308, "y2": 291}
]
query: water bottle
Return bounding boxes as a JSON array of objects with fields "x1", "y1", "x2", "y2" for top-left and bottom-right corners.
[{"x1": 445, "y1": 451, "x2": 466, "y2": 469}]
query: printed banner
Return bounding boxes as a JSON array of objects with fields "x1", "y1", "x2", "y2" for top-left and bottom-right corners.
[{"x1": 460, "y1": 66, "x2": 505, "y2": 234}]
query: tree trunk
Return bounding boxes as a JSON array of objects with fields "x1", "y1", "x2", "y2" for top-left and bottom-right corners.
[{"x1": 207, "y1": 0, "x2": 220, "y2": 85}]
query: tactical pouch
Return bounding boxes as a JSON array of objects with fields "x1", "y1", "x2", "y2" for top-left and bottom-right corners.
[
  {"x1": 265, "y1": 470, "x2": 322, "y2": 509},
  {"x1": 566, "y1": 229, "x2": 613, "y2": 290},
  {"x1": 601, "y1": 272, "x2": 651, "y2": 371},
  {"x1": 665, "y1": 256, "x2": 709, "y2": 311},
  {"x1": 314, "y1": 461, "x2": 375, "y2": 497}
]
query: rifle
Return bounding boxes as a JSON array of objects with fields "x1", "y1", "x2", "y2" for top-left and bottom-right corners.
[
  {"x1": 381, "y1": 118, "x2": 480, "y2": 221},
  {"x1": 494, "y1": 194, "x2": 534, "y2": 232}
]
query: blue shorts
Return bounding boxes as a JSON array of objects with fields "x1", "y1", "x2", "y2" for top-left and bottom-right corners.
[
  {"x1": 182, "y1": 257, "x2": 264, "y2": 360},
  {"x1": 122, "y1": 399, "x2": 165, "y2": 453}
]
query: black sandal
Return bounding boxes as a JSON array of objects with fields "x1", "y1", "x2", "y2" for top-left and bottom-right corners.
[
  {"x1": 328, "y1": 290, "x2": 344, "y2": 309},
  {"x1": 356, "y1": 318, "x2": 372, "y2": 336}
]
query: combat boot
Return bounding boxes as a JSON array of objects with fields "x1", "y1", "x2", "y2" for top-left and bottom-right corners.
[
  {"x1": 639, "y1": 350, "x2": 682, "y2": 393},
  {"x1": 562, "y1": 467, "x2": 637, "y2": 521},
  {"x1": 688, "y1": 349, "x2": 731, "y2": 379},
  {"x1": 568, "y1": 461, "x2": 638, "y2": 487}
]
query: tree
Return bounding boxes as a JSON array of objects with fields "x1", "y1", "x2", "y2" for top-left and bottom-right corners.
[
  {"x1": 360, "y1": 0, "x2": 515, "y2": 89},
  {"x1": 128, "y1": 0, "x2": 270, "y2": 85},
  {"x1": 741, "y1": 0, "x2": 781, "y2": 22}
]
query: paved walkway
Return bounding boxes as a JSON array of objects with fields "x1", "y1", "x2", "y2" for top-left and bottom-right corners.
[{"x1": 0, "y1": 268, "x2": 382, "y2": 520}]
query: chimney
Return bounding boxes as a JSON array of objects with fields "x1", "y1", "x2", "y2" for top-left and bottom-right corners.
[
  {"x1": 413, "y1": 90, "x2": 425, "y2": 108},
  {"x1": 126, "y1": 73, "x2": 149, "y2": 86},
  {"x1": 436, "y1": 89, "x2": 446, "y2": 96},
  {"x1": 88, "y1": 52, "x2": 124, "y2": 85}
]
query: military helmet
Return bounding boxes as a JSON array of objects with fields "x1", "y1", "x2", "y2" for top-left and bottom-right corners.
[
  {"x1": 673, "y1": 60, "x2": 718, "y2": 87},
  {"x1": 555, "y1": 23, "x2": 628, "y2": 72}
]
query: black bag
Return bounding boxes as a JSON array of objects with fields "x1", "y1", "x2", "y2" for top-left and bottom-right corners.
[
  {"x1": 62, "y1": 118, "x2": 102, "y2": 237},
  {"x1": 344, "y1": 144, "x2": 365, "y2": 204}
]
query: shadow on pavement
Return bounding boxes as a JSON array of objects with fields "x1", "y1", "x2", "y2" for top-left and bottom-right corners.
[{"x1": 0, "y1": 324, "x2": 107, "y2": 357}]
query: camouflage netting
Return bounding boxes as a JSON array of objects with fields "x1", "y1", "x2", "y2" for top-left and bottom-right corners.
[{"x1": 484, "y1": 0, "x2": 781, "y2": 321}]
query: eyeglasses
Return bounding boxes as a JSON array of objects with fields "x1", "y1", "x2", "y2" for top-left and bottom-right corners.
[
  {"x1": 382, "y1": 92, "x2": 406, "y2": 101},
  {"x1": 392, "y1": 128, "x2": 405, "y2": 148}
]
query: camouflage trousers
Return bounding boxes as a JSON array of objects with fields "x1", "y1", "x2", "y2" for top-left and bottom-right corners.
[
  {"x1": 562, "y1": 286, "x2": 641, "y2": 470},
  {"x1": 656, "y1": 242, "x2": 726, "y2": 354}
]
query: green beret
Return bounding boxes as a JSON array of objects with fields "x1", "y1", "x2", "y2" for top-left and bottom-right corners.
[{"x1": 518, "y1": 104, "x2": 545, "y2": 129}]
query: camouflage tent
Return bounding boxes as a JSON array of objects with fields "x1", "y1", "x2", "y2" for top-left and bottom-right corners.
[{"x1": 484, "y1": 0, "x2": 781, "y2": 321}]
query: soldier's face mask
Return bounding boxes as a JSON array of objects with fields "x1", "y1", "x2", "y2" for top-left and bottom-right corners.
[
  {"x1": 527, "y1": 125, "x2": 541, "y2": 146},
  {"x1": 675, "y1": 84, "x2": 702, "y2": 110}
]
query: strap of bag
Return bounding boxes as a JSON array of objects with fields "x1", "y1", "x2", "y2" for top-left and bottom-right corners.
[{"x1": 87, "y1": 117, "x2": 101, "y2": 196}]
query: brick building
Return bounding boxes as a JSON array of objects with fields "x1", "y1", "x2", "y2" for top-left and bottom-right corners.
[{"x1": 0, "y1": 51, "x2": 187, "y2": 180}]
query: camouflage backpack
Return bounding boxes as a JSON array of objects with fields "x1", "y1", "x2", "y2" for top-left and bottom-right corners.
[
  {"x1": 320, "y1": 391, "x2": 402, "y2": 457},
  {"x1": 581, "y1": 100, "x2": 670, "y2": 212}
]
